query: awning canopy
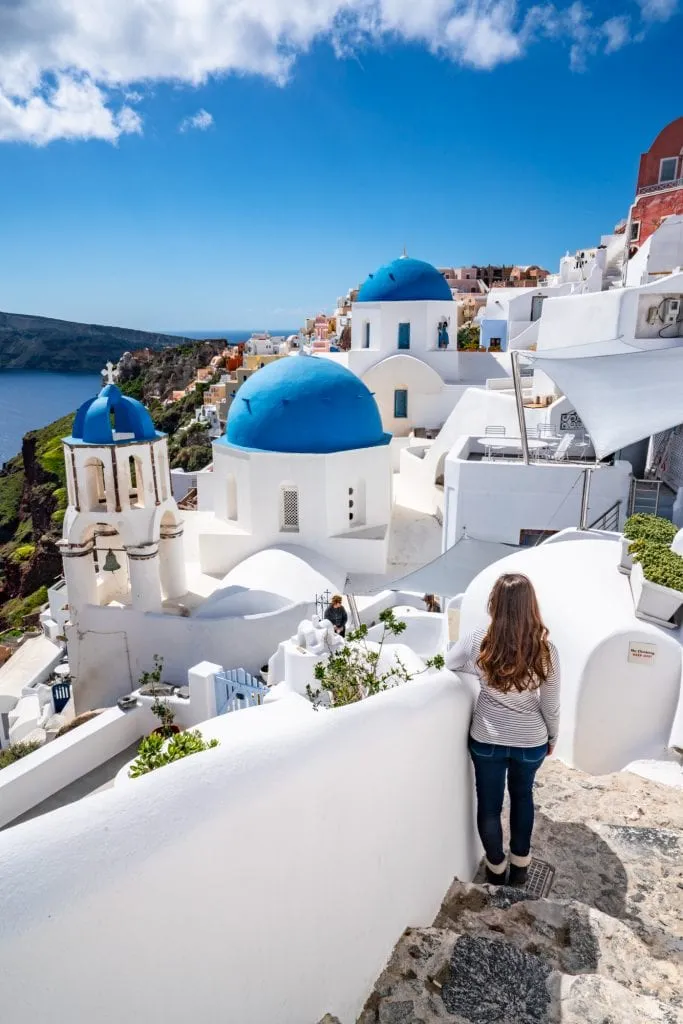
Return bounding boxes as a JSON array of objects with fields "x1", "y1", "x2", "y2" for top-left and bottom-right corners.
[
  {"x1": 365, "y1": 536, "x2": 519, "y2": 596},
  {"x1": 522, "y1": 340, "x2": 683, "y2": 460}
]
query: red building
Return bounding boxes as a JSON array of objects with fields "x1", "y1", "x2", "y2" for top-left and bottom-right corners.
[{"x1": 628, "y1": 118, "x2": 683, "y2": 254}]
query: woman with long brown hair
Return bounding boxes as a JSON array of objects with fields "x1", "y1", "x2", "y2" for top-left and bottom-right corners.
[{"x1": 446, "y1": 573, "x2": 560, "y2": 886}]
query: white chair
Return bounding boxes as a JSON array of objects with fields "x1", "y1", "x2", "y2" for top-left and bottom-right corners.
[
  {"x1": 552, "y1": 433, "x2": 575, "y2": 461},
  {"x1": 485, "y1": 425, "x2": 506, "y2": 436}
]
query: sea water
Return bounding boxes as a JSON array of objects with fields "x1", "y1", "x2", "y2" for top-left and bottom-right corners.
[{"x1": 0, "y1": 371, "x2": 101, "y2": 466}]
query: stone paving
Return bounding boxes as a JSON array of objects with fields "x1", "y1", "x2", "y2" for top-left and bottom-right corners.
[{"x1": 320, "y1": 758, "x2": 683, "y2": 1023}]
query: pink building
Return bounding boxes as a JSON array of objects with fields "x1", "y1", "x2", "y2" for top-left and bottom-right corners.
[{"x1": 439, "y1": 267, "x2": 482, "y2": 294}]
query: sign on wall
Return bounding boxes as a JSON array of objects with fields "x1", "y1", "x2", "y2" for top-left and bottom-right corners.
[
  {"x1": 559, "y1": 410, "x2": 585, "y2": 433},
  {"x1": 627, "y1": 641, "x2": 657, "y2": 665}
]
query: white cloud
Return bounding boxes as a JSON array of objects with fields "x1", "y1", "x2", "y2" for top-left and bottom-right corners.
[
  {"x1": 0, "y1": 0, "x2": 679, "y2": 145},
  {"x1": 636, "y1": 0, "x2": 678, "y2": 21},
  {"x1": 179, "y1": 108, "x2": 214, "y2": 132},
  {"x1": 0, "y1": 73, "x2": 142, "y2": 144},
  {"x1": 603, "y1": 15, "x2": 631, "y2": 53}
]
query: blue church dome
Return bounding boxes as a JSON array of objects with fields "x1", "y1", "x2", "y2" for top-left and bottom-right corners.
[
  {"x1": 356, "y1": 256, "x2": 453, "y2": 303},
  {"x1": 224, "y1": 356, "x2": 391, "y2": 454},
  {"x1": 70, "y1": 384, "x2": 160, "y2": 445}
]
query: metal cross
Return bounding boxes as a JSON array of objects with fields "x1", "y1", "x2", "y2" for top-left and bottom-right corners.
[{"x1": 104, "y1": 361, "x2": 116, "y2": 385}]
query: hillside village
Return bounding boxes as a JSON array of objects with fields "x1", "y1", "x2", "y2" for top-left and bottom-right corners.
[{"x1": 0, "y1": 117, "x2": 683, "y2": 1023}]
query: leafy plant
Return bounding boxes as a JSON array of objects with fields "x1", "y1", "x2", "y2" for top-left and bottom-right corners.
[
  {"x1": 632, "y1": 541, "x2": 683, "y2": 592},
  {"x1": 306, "y1": 608, "x2": 445, "y2": 709},
  {"x1": 138, "y1": 654, "x2": 177, "y2": 735},
  {"x1": 139, "y1": 653, "x2": 164, "y2": 691},
  {"x1": 0, "y1": 740, "x2": 41, "y2": 770},
  {"x1": 457, "y1": 325, "x2": 481, "y2": 351},
  {"x1": 129, "y1": 729, "x2": 219, "y2": 778},
  {"x1": 151, "y1": 696, "x2": 176, "y2": 735},
  {"x1": 624, "y1": 514, "x2": 678, "y2": 546}
]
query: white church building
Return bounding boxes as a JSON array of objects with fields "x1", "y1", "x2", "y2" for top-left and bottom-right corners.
[
  {"x1": 318, "y1": 255, "x2": 513, "y2": 440},
  {"x1": 50, "y1": 358, "x2": 394, "y2": 713}
]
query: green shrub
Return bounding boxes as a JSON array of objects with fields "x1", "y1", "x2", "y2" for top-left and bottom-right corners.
[
  {"x1": 0, "y1": 740, "x2": 41, "y2": 770},
  {"x1": 306, "y1": 608, "x2": 445, "y2": 709},
  {"x1": 129, "y1": 729, "x2": 219, "y2": 778},
  {"x1": 53, "y1": 487, "x2": 68, "y2": 510},
  {"x1": 2, "y1": 585, "x2": 49, "y2": 626},
  {"x1": 457, "y1": 325, "x2": 481, "y2": 351},
  {"x1": 9, "y1": 543, "x2": 35, "y2": 564},
  {"x1": 624, "y1": 514, "x2": 678, "y2": 546},
  {"x1": 0, "y1": 472, "x2": 24, "y2": 531},
  {"x1": 632, "y1": 541, "x2": 683, "y2": 592},
  {"x1": 37, "y1": 437, "x2": 67, "y2": 483},
  {"x1": 51, "y1": 508, "x2": 66, "y2": 526}
]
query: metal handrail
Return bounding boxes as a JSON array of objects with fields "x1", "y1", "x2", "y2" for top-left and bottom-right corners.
[
  {"x1": 588, "y1": 500, "x2": 621, "y2": 532},
  {"x1": 636, "y1": 176, "x2": 683, "y2": 196}
]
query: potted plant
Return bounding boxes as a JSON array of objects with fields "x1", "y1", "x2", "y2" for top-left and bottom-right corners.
[
  {"x1": 620, "y1": 514, "x2": 678, "y2": 574},
  {"x1": 630, "y1": 540, "x2": 683, "y2": 622},
  {"x1": 151, "y1": 695, "x2": 180, "y2": 736}
]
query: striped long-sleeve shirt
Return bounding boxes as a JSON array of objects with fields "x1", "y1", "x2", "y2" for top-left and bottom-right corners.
[{"x1": 446, "y1": 628, "x2": 560, "y2": 748}]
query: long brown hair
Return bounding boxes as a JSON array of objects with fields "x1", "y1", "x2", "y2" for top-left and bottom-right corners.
[{"x1": 477, "y1": 573, "x2": 551, "y2": 693}]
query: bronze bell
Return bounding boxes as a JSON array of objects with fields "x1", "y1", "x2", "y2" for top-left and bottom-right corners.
[{"x1": 102, "y1": 549, "x2": 121, "y2": 573}]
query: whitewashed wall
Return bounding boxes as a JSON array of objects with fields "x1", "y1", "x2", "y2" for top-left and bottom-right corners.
[
  {"x1": 0, "y1": 675, "x2": 480, "y2": 1024},
  {"x1": 0, "y1": 704, "x2": 154, "y2": 829},
  {"x1": 444, "y1": 448, "x2": 632, "y2": 547},
  {"x1": 459, "y1": 535, "x2": 682, "y2": 774},
  {"x1": 68, "y1": 597, "x2": 311, "y2": 710},
  {"x1": 198, "y1": 444, "x2": 392, "y2": 576}
]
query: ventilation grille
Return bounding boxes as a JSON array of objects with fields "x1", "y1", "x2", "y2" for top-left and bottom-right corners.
[{"x1": 282, "y1": 488, "x2": 299, "y2": 530}]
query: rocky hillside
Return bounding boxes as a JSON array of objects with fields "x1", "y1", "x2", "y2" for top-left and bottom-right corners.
[
  {"x1": 323, "y1": 760, "x2": 683, "y2": 1023},
  {"x1": 0, "y1": 340, "x2": 227, "y2": 628},
  {"x1": 0, "y1": 310, "x2": 194, "y2": 372}
]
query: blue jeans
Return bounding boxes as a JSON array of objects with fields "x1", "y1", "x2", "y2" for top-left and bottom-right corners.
[{"x1": 469, "y1": 738, "x2": 548, "y2": 866}]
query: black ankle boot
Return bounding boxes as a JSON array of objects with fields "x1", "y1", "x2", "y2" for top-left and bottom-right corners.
[
  {"x1": 485, "y1": 864, "x2": 508, "y2": 885},
  {"x1": 508, "y1": 864, "x2": 529, "y2": 887}
]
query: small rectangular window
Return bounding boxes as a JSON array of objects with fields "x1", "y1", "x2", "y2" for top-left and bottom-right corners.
[
  {"x1": 364, "y1": 321, "x2": 371, "y2": 348},
  {"x1": 519, "y1": 529, "x2": 557, "y2": 547},
  {"x1": 394, "y1": 388, "x2": 408, "y2": 418},
  {"x1": 659, "y1": 157, "x2": 678, "y2": 184},
  {"x1": 630, "y1": 221, "x2": 640, "y2": 241},
  {"x1": 397, "y1": 322, "x2": 411, "y2": 349},
  {"x1": 281, "y1": 487, "x2": 299, "y2": 531}
]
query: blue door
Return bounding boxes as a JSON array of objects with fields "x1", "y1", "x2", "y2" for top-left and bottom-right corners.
[
  {"x1": 394, "y1": 389, "x2": 408, "y2": 418},
  {"x1": 397, "y1": 322, "x2": 411, "y2": 349}
]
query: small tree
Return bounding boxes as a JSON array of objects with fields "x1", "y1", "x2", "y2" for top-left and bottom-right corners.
[
  {"x1": 306, "y1": 608, "x2": 444, "y2": 709},
  {"x1": 139, "y1": 654, "x2": 176, "y2": 736}
]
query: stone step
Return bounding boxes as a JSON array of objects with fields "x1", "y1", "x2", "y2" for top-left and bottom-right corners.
[{"x1": 357, "y1": 883, "x2": 683, "y2": 1023}]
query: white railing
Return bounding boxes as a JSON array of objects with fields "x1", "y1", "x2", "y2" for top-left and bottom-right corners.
[{"x1": 637, "y1": 176, "x2": 683, "y2": 196}]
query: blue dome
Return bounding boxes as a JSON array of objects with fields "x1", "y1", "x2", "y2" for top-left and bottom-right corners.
[
  {"x1": 69, "y1": 384, "x2": 160, "y2": 445},
  {"x1": 224, "y1": 356, "x2": 391, "y2": 454},
  {"x1": 356, "y1": 257, "x2": 453, "y2": 303}
]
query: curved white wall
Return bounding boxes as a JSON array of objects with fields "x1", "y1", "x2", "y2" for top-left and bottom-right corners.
[
  {"x1": 0, "y1": 675, "x2": 479, "y2": 1024},
  {"x1": 459, "y1": 536, "x2": 682, "y2": 774},
  {"x1": 362, "y1": 354, "x2": 444, "y2": 437}
]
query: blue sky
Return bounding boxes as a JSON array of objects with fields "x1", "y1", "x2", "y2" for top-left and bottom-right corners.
[{"x1": 0, "y1": 0, "x2": 681, "y2": 331}]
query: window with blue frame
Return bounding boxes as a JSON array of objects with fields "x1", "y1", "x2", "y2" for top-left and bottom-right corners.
[
  {"x1": 364, "y1": 321, "x2": 371, "y2": 348},
  {"x1": 394, "y1": 388, "x2": 408, "y2": 418},
  {"x1": 397, "y1": 322, "x2": 411, "y2": 349}
]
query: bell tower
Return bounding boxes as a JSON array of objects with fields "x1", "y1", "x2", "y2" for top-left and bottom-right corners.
[{"x1": 60, "y1": 376, "x2": 187, "y2": 623}]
